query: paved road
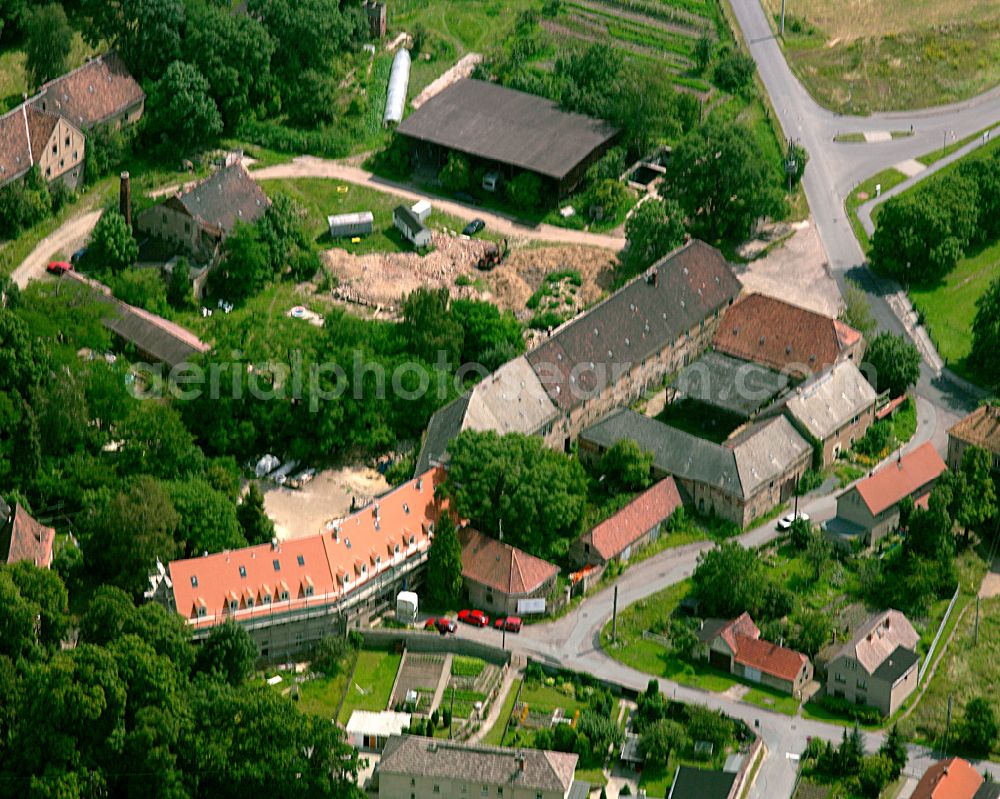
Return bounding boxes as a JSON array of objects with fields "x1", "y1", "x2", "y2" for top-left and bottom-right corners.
[
  {"x1": 252, "y1": 156, "x2": 626, "y2": 250},
  {"x1": 10, "y1": 209, "x2": 101, "y2": 289}
]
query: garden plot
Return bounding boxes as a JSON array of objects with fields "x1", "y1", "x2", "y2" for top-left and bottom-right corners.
[
  {"x1": 444, "y1": 657, "x2": 501, "y2": 719},
  {"x1": 391, "y1": 653, "x2": 449, "y2": 712}
]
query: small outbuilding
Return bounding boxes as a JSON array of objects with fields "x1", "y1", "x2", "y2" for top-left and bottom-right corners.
[
  {"x1": 345, "y1": 710, "x2": 411, "y2": 752},
  {"x1": 393, "y1": 204, "x2": 431, "y2": 248},
  {"x1": 410, "y1": 199, "x2": 431, "y2": 222},
  {"x1": 328, "y1": 211, "x2": 374, "y2": 238}
]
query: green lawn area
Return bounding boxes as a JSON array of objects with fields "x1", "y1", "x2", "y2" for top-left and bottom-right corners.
[
  {"x1": 918, "y1": 123, "x2": 998, "y2": 167},
  {"x1": 890, "y1": 398, "x2": 917, "y2": 444},
  {"x1": 845, "y1": 167, "x2": 907, "y2": 251},
  {"x1": 336, "y1": 649, "x2": 402, "y2": 724},
  {"x1": 257, "y1": 177, "x2": 501, "y2": 256},
  {"x1": 518, "y1": 681, "x2": 589, "y2": 717},
  {"x1": 909, "y1": 238, "x2": 1000, "y2": 375},
  {"x1": 482, "y1": 677, "x2": 522, "y2": 746},
  {"x1": 294, "y1": 662, "x2": 357, "y2": 720}
]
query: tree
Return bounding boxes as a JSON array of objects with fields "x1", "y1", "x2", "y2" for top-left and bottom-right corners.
[
  {"x1": 24, "y1": 3, "x2": 73, "y2": 87},
  {"x1": 790, "y1": 609, "x2": 830, "y2": 658},
  {"x1": 789, "y1": 517, "x2": 813, "y2": 549},
  {"x1": 665, "y1": 118, "x2": 784, "y2": 241},
  {"x1": 639, "y1": 718, "x2": 688, "y2": 765},
  {"x1": 959, "y1": 697, "x2": 999, "y2": 755},
  {"x1": 195, "y1": 622, "x2": 258, "y2": 686},
  {"x1": 685, "y1": 706, "x2": 734, "y2": 753},
  {"x1": 971, "y1": 275, "x2": 1000, "y2": 386},
  {"x1": 621, "y1": 198, "x2": 686, "y2": 276},
  {"x1": 840, "y1": 278, "x2": 876, "y2": 338},
  {"x1": 81, "y1": 477, "x2": 182, "y2": 595},
  {"x1": 450, "y1": 299, "x2": 525, "y2": 371},
  {"x1": 864, "y1": 332, "x2": 921, "y2": 397},
  {"x1": 0, "y1": 569, "x2": 48, "y2": 661},
  {"x1": 426, "y1": 513, "x2": 463, "y2": 608},
  {"x1": 81, "y1": 0, "x2": 184, "y2": 80},
  {"x1": 284, "y1": 68, "x2": 340, "y2": 128},
  {"x1": 167, "y1": 258, "x2": 194, "y2": 310},
  {"x1": 6, "y1": 562, "x2": 70, "y2": 653},
  {"x1": 146, "y1": 61, "x2": 223, "y2": 154},
  {"x1": 118, "y1": 402, "x2": 203, "y2": 480},
  {"x1": 258, "y1": 193, "x2": 311, "y2": 275},
  {"x1": 858, "y1": 754, "x2": 894, "y2": 798},
  {"x1": 167, "y1": 478, "x2": 246, "y2": 557},
  {"x1": 185, "y1": 2, "x2": 275, "y2": 129},
  {"x1": 598, "y1": 438, "x2": 654, "y2": 493},
  {"x1": 506, "y1": 172, "x2": 543, "y2": 210},
  {"x1": 712, "y1": 48, "x2": 756, "y2": 95},
  {"x1": 248, "y1": 0, "x2": 352, "y2": 85},
  {"x1": 839, "y1": 723, "x2": 865, "y2": 775},
  {"x1": 443, "y1": 430, "x2": 588, "y2": 561},
  {"x1": 692, "y1": 541, "x2": 771, "y2": 619},
  {"x1": 237, "y1": 483, "x2": 276, "y2": 546},
  {"x1": 89, "y1": 210, "x2": 138, "y2": 275},
  {"x1": 804, "y1": 532, "x2": 832, "y2": 582},
  {"x1": 439, "y1": 152, "x2": 471, "y2": 193},
  {"x1": 401, "y1": 287, "x2": 464, "y2": 366},
  {"x1": 949, "y1": 446, "x2": 997, "y2": 534},
  {"x1": 109, "y1": 268, "x2": 169, "y2": 315},
  {"x1": 310, "y1": 635, "x2": 352, "y2": 676},
  {"x1": 213, "y1": 223, "x2": 273, "y2": 302},
  {"x1": 879, "y1": 724, "x2": 907, "y2": 779},
  {"x1": 0, "y1": 306, "x2": 47, "y2": 396}
]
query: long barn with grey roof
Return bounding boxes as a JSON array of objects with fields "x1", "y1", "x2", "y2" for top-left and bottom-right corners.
[
  {"x1": 396, "y1": 78, "x2": 618, "y2": 195},
  {"x1": 416, "y1": 239, "x2": 741, "y2": 472},
  {"x1": 579, "y1": 409, "x2": 811, "y2": 527}
]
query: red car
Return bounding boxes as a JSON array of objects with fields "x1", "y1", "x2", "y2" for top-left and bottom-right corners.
[
  {"x1": 493, "y1": 616, "x2": 522, "y2": 633},
  {"x1": 46, "y1": 260, "x2": 73, "y2": 275},
  {"x1": 458, "y1": 609, "x2": 490, "y2": 627},
  {"x1": 431, "y1": 617, "x2": 456, "y2": 635}
]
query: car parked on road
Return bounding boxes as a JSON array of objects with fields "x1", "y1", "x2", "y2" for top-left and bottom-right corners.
[
  {"x1": 70, "y1": 247, "x2": 88, "y2": 264},
  {"x1": 458, "y1": 609, "x2": 490, "y2": 627},
  {"x1": 46, "y1": 260, "x2": 73, "y2": 275},
  {"x1": 493, "y1": 616, "x2": 522, "y2": 633},
  {"x1": 777, "y1": 511, "x2": 810, "y2": 530},
  {"x1": 428, "y1": 617, "x2": 456, "y2": 634},
  {"x1": 462, "y1": 218, "x2": 486, "y2": 236}
]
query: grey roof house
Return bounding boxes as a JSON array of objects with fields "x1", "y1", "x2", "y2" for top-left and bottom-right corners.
[
  {"x1": 378, "y1": 736, "x2": 585, "y2": 799},
  {"x1": 579, "y1": 409, "x2": 812, "y2": 528},
  {"x1": 392, "y1": 204, "x2": 432, "y2": 248}
]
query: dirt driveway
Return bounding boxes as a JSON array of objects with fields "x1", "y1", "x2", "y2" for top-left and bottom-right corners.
[
  {"x1": 11, "y1": 209, "x2": 102, "y2": 289},
  {"x1": 251, "y1": 157, "x2": 627, "y2": 250}
]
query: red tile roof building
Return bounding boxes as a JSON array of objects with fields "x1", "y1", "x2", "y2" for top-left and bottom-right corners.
[
  {"x1": 695, "y1": 612, "x2": 813, "y2": 696},
  {"x1": 157, "y1": 468, "x2": 447, "y2": 654},
  {"x1": 827, "y1": 442, "x2": 947, "y2": 549},
  {"x1": 1, "y1": 503, "x2": 56, "y2": 569},
  {"x1": 572, "y1": 478, "x2": 682, "y2": 565},
  {"x1": 911, "y1": 758, "x2": 984, "y2": 799},
  {"x1": 459, "y1": 528, "x2": 560, "y2": 615},
  {"x1": 31, "y1": 52, "x2": 145, "y2": 130},
  {"x1": 713, "y1": 293, "x2": 863, "y2": 377}
]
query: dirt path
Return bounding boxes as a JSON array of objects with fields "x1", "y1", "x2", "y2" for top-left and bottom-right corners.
[
  {"x1": 11, "y1": 209, "x2": 102, "y2": 289},
  {"x1": 411, "y1": 53, "x2": 482, "y2": 109},
  {"x1": 251, "y1": 156, "x2": 627, "y2": 250}
]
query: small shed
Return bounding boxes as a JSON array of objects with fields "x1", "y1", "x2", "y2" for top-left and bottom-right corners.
[
  {"x1": 383, "y1": 48, "x2": 411, "y2": 127},
  {"x1": 345, "y1": 710, "x2": 411, "y2": 752},
  {"x1": 410, "y1": 199, "x2": 431, "y2": 222},
  {"x1": 393, "y1": 204, "x2": 432, "y2": 248},
  {"x1": 328, "y1": 211, "x2": 374, "y2": 238}
]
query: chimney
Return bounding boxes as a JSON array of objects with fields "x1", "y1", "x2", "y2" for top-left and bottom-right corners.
[
  {"x1": 119, "y1": 171, "x2": 132, "y2": 229},
  {"x1": 515, "y1": 752, "x2": 526, "y2": 772},
  {"x1": 271, "y1": 537, "x2": 279, "y2": 550}
]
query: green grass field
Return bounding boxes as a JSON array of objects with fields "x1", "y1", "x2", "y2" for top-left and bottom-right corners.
[
  {"x1": 336, "y1": 649, "x2": 403, "y2": 723},
  {"x1": 761, "y1": 0, "x2": 1000, "y2": 113},
  {"x1": 909, "y1": 239, "x2": 1000, "y2": 372},
  {"x1": 482, "y1": 677, "x2": 522, "y2": 746},
  {"x1": 0, "y1": 33, "x2": 101, "y2": 112}
]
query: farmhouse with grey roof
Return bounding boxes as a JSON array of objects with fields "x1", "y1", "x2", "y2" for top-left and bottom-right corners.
[
  {"x1": 779, "y1": 360, "x2": 878, "y2": 465},
  {"x1": 579, "y1": 409, "x2": 811, "y2": 527},
  {"x1": 416, "y1": 240, "x2": 741, "y2": 472},
  {"x1": 396, "y1": 78, "x2": 618, "y2": 194},
  {"x1": 378, "y1": 736, "x2": 582, "y2": 799}
]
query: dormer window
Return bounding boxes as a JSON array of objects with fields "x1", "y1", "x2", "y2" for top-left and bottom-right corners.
[
  {"x1": 279, "y1": 590, "x2": 289, "y2": 601},
  {"x1": 409, "y1": 535, "x2": 416, "y2": 546},
  {"x1": 229, "y1": 599, "x2": 239, "y2": 612},
  {"x1": 375, "y1": 556, "x2": 382, "y2": 568},
  {"x1": 305, "y1": 585, "x2": 314, "y2": 597},
  {"x1": 394, "y1": 544, "x2": 400, "y2": 555},
  {"x1": 246, "y1": 597, "x2": 254, "y2": 608},
  {"x1": 262, "y1": 593, "x2": 272, "y2": 604},
  {"x1": 197, "y1": 606, "x2": 207, "y2": 618},
  {"x1": 361, "y1": 564, "x2": 368, "y2": 575}
]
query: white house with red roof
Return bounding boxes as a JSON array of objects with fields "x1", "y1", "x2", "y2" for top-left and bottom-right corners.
[
  {"x1": 154, "y1": 467, "x2": 447, "y2": 658},
  {"x1": 694, "y1": 612, "x2": 813, "y2": 697}
]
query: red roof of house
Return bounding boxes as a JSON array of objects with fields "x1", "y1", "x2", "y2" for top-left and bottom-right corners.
[
  {"x1": 718, "y1": 612, "x2": 760, "y2": 655},
  {"x1": 3, "y1": 505, "x2": 56, "y2": 569},
  {"x1": 732, "y1": 633, "x2": 809, "y2": 682},
  {"x1": 876, "y1": 396, "x2": 906, "y2": 421},
  {"x1": 853, "y1": 442, "x2": 948, "y2": 516},
  {"x1": 911, "y1": 758, "x2": 983, "y2": 799},
  {"x1": 168, "y1": 467, "x2": 446, "y2": 626},
  {"x1": 459, "y1": 528, "x2": 559, "y2": 595},
  {"x1": 584, "y1": 478, "x2": 682, "y2": 561},
  {"x1": 712, "y1": 293, "x2": 861, "y2": 374}
]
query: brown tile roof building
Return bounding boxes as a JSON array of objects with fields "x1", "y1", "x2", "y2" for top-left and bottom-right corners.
[
  {"x1": 32, "y1": 52, "x2": 144, "y2": 129},
  {"x1": 459, "y1": 528, "x2": 559, "y2": 595},
  {"x1": 949, "y1": 405, "x2": 1000, "y2": 455},
  {"x1": 1, "y1": 504, "x2": 56, "y2": 569},
  {"x1": 396, "y1": 78, "x2": 618, "y2": 182},
  {"x1": 713, "y1": 293, "x2": 862, "y2": 375},
  {"x1": 581, "y1": 478, "x2": 682, "y2": 561},
  {"x1": 527, "y1": 240, "x2": 742, "y2": 412},
  {"x1": 854, "y1": 442, "x2": 947, "y2": 516},
  {"x1": 379, "y1": 736, "x2": 578, "y2": 794},
  {"x1": 169, "y1": 162, "x2": 270, "y2": 236},
  {"x1": 911, "y1": 758, "x2": 983, "y2": 799},
  {"x1": 697, "y1": 613, "x2": 809, "y2": 683},
  {"x1": 0, "y1": 105, "x2": 35, "y2": 185}
]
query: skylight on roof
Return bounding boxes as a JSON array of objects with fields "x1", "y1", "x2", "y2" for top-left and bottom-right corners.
[
  {"x1": 297, "y1": 554, "x2": 305, "y2": 566},
  {"x1": 239, "y1": 566, "x2": 246, "y2": 577},
  {"x1": 273, "y1": 559, "x2": 281, "y2": 571}
]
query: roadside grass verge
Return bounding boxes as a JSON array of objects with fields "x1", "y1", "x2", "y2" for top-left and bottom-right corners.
[
  {"x1": 844, "y1": 167, "x2": 907, "y2": 252},
  {"x1": 482, "y1": 677, "x2": 522, "y2": 746}
]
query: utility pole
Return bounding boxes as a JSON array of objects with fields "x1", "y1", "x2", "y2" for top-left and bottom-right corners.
[
  {"x1": 612, "y1": 585, "x2": 619, "y2": 642},
  {"x1": 780, "y1": 0, "x2": 786, "y2": 36},
  {"x1": 449, "y1": 685, "x2": 455, "y2": 739},
  {"x1": 975, "y1": 596, "x2": 981, "y2": 645}
]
